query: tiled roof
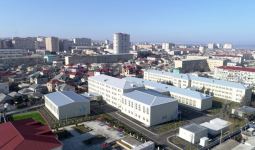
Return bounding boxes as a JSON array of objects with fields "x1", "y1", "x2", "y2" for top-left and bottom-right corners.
[{"x1": 0, "y1": 119, "x2": 62, "y2": 150}]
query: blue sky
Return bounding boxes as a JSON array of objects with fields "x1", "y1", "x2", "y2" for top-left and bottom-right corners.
[{"x1": 1, "y1": 0, "x2": 255, "y2": 44}]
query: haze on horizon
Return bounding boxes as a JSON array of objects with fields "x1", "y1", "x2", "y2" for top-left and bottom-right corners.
[{"x1": 0, "y1": 0, "x2": 255, "y2": 45}]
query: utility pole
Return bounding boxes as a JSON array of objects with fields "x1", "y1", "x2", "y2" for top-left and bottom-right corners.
[{"x1": 220, "y1": 129, "x2": 223, "y2": 144}]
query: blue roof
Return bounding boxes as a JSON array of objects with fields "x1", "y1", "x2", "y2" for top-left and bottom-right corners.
[
  {"x1": 123, "y1": 89, "x2": 176, "y2": 106},
  {"x1": 124, "y1": 77, "x2": 211, "y2": 100},
  {"x1": 44, "y1": 91, "x2": 89, "y2": 107}
]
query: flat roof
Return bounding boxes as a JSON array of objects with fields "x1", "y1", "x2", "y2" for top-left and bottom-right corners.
[
  {"x1": 124, "y1": 77, "x2": 211, "y2": 100},
  {"x1": 181, "y1": 123, "x2": 207, "y2": 133},
  {"x1": 44, "y1": 91, "x2": 89, "y2": 107},
  {"x1": 123, "y1": 89, "x2": 176, "y2": 106},
  {"x1": 89, "y1": 74, "x2": 143, "y2": 90}
]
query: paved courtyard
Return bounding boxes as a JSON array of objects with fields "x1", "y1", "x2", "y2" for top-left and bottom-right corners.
[{"x1": 62, "y1": 120, "x2": 124, "y2": 150}]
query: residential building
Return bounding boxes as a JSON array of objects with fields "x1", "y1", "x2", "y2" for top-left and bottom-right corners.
[
  {"x1": 214, "y1": 66, "x2": 255, "y2": 85},
  {"x1": 113, "y1": 33, "x2": 130, "y2": 54},
  {"x1": 178, "y1": 123, "x2": 208, "y2": 144},
  {"x1": 0, "y1": 83, "x2": 9, "y2": 94},
  {"x1": 65, "y1": 54, "x2": 134, "y2": 65},
  {"x1": 208, "y1": 43, "x2": 217, "y2": 49},
  {"x1": 125, "y1": 77, "x2": 212, "y2": 111},
  {"x1": 162, "y1": 43, "x2": 175, "y2": 51},
  {"x1": 12, "y1": 37, "x2": 35, "y2": 50},
  {"x1": 207, "y1": 59, "x2": 229, "y2": 71},
  {"x1": 174, "y1": 58, "x2": 209, "y2": 73},
  {"x1": 0, "y1": 49, "x2": 28, "y2": 58},
  {"x1": 45, "y1": 37, "x2": 59, "y2": 52},
  {"x1": 73, "y1": 38, "x2": 91, "y2": 46},
  {"x1": 223, "y1": 43, "x2": 233, "y2": 49},
  {"x1": 232, "y1": 106, "x2": 255, "y2": 118},
  {"x1": 0, "y1": 119, "x2": 62, "y2": 150},
  {"x1": 143, "y1": 69, "x2": 252, "y2": 103},
  {"x1": 44, "y1": 91, "x2": 90, "y2": 120},
  {"x1": 212, "y1": 54, "x2": 243, "y2": 64},
  {"x1": 88, "y1": 75, "x2": 178, "y2": 126},
  {"x1": 0, "y1": 55, "x2": 44, "y2": 67}
]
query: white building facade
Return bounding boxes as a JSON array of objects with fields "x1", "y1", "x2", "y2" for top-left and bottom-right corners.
[
  {"x1": 113, "y1": 33, "x2": 130, "y2": 54},
  {"x1": 44, "y1": 91, "x2": 90, "y2": 120},
  {"x1": 88, "y1": 75, "x2": 178, "y2": 126},
  {"x1": 143, "y1": 69, "x2": 252, "y2": 103}
]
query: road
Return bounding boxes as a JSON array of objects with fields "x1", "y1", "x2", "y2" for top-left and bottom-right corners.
[
  {"x1": 6, "y1": 104, "x2": 44, "y2": 116},
  {"x1": 108, "y1": 111, "x2": 181, "y2": 150}
]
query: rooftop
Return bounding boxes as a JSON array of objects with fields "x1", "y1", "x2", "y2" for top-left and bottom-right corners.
[
  {"x1": 217, "y1": 66, "x2": 255, "y2": 72},
  {"x1": 144, "y1": 69, "x2": 191, "y2": 80},
  {"x1": 44, "y1": 91, "x2": 89, "y2": 107},
  {"x1": 0, "y1": 119, "x2": 61, "y2": 150},
  {"x1": 124, "y1": 77, "x2": 211, "y2": 100},
  {"x1": 89, "y1": 74, "x2": 143, "y2": 90},
  {"x1": 181, "y1": 123, "x2": 207, "y2": 133},
  {"x1": 123, "y1": 89, "x2": 176, "y2": 106}
]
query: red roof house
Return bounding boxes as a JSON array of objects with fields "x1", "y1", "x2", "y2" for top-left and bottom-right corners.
[{"x1": 0, "y1": 119, "x2": 62, "y2": 150}]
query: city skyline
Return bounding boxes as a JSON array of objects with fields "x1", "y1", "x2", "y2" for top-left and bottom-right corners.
[{"x1": 1, "y1": 0, "x2": 255, "y2": 45}]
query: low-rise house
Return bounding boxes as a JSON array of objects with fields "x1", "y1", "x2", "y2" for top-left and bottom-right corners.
[
  {"x1": 232, "y1": 106, "x2": 255, "y2": 119},
  {"x1": 0, "y1": 93, "x2": 12, "y2": 104},
  {"x1": 0, "y1": 83, "x2": 9, "y2": 94},
  {"x1": 55, "y1": 83, "x2": 75, "y2": 92}
]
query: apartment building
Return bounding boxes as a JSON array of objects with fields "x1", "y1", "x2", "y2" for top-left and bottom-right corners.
[
  {"x1": 45, "y1": 37, "x2": 59, "y2": 52},
  {"x1": 214, "y1": 66, "x2": 255, "y2": 85},
  {"x1": 125, "y1": 77, "x2": 212, "y2": 111},
  {"x1": 88, "y1": 75, "x2": 178, "y2": 126},
  {"x1": 143, "y1": 69, "x2": 252, "y2": 103},
  {"x1": 206, "y1": 59, "x2": 229, "y2": 71},
  {"x1": 65, "y1": 54, "x2": 134, "y2": 65},
  {"x1": 174, "y1": 59, "x2": 209, "y2": 73},
  {"x1": 12, "y1": 37, "x2": 36, "y2": 50},
  {"x1": 113, "y1": 33, "x2": 130, "y2": 54},
  {"x1": 0, "y1": 49, "x2": 28, "y2": 58}
]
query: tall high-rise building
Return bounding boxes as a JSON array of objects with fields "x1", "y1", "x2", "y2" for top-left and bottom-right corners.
[
  {"x1": 223, "y1": 43, "x2": 233, "y2": 50},
  {"x1": 12, "y1": 37, "x2": 36, "y2": 50},
  {"x1": 45, "y1": 37, "x2": 59, "y2": 52},
  {"x1": 208, "y1": 43, "x2": 216, "y2": 49},
  {"x1": 73, "y1": 38, "x2": 91, "y2": 46},
  {"x1": 113, "y1": 33, "x2": 130, "y2": 54},
  {"x1": 162, "y1": 43, "x2": 175, "y2": 51}
]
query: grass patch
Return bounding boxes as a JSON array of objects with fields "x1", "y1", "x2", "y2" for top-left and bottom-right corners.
[
  {"x1": 12, "y1": 111, "x2": 46, "y2": 124},
  {"x1": 55, "y1": 129, "x2": 73, "y2": 140},
  {"x1": 168, "y1": 136, "x2": 201, "y2": 150},
  {"x1": 205, "y1": 98, "x2": 240, "y2": 116},
  {"x1": 73, "y1": 124, "x2": 92, "y2": 134},
  {"x1": 152, "y1": 120, "x2": 188, "y2": 134}
]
